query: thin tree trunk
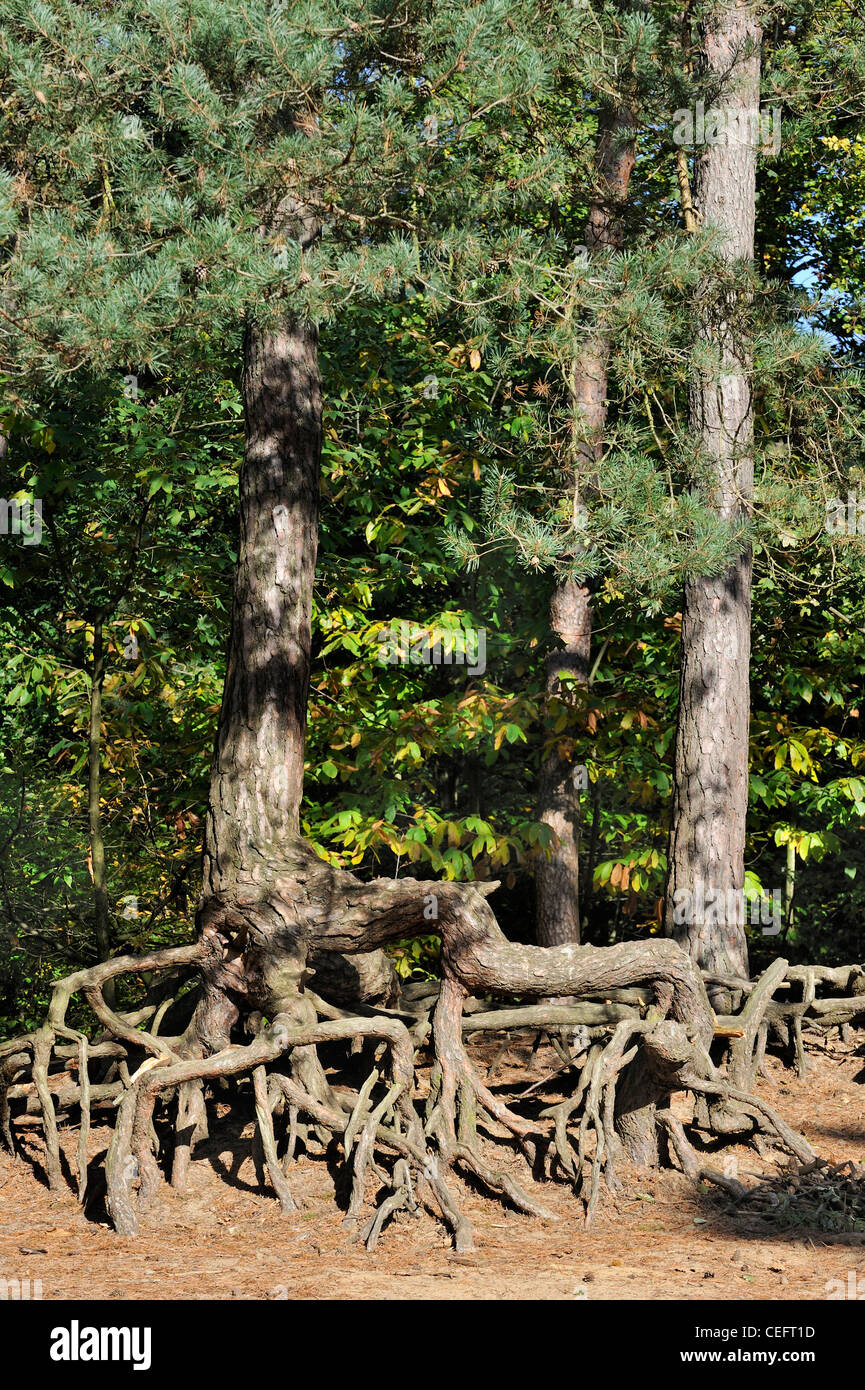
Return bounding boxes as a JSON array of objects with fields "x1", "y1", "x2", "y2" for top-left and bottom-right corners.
[
  {"x1": 665, "y1": 0, "x2": 760, "y2": 988},
  {"x1": 784, "y1": 837, "x2": 796, "y2": 933},
  {"x1": 536, "y1": 582, "x2": 590, "y2": 946},
  {"x1": 87, "y1": 615, "x2": 115, "y2": 1007},
  {"x1": 535, "y1": 107, "x2": 635, "y2": 947}
]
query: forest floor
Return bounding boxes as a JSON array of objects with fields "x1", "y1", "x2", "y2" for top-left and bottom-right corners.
[{"x1": 1, "y1": 1025, "x2": 863, "y2": 1301}]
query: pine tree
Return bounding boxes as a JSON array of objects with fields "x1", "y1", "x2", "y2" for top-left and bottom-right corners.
[{"x1": 662, "y1": 0, "x2": 762, "y2": 990}]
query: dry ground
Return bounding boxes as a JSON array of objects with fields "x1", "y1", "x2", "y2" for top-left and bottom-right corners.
[{"x1": 1, "y1": 1026, "x2": 863, "y2": 1301}]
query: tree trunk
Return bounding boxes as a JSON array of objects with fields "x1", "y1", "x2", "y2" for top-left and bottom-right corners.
[
  {"x1": 87, "y1": 614, "x2": 115, "y2": 1008},
  {"x1": 535, "y1": 107, "x2": 635, "y2": 947},
  {"x1": 188, "y1": 315, "x2": 323, "y2": 1051},
  {"x1": 664, "y1": 0, "x2": 760, "y2": 988},
  {"x1": 536, "y1": 581, "x2": 590, "y2": 946},
  {"x1": 203, "y1": 316, "x2": 322, "y2": 905}
]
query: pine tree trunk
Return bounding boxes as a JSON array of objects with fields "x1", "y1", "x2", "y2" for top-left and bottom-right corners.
[
  {"x1": 665, "y1": 1, "x2": 760, "y2": 986},
  {"x1": 535, "y1": 108, "x2": 635, "y2": 947},
  {"x1": 203, "y1": 316, "x2": 321, "y2": 905}
]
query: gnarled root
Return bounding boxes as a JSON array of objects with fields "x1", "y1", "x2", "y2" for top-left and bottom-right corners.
[
  {"x1": 709, "y1": 961, "x2": 865, "y2": 1080},
  {"x1": 98, "y1": 1006, "x2": 482, "y2": 1249},
  {"x1": 3, "y1": 838, "x2": 835, "y2": 1248}
]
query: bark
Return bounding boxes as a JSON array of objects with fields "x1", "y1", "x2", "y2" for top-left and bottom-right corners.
[
  {"x1": 535, "y1": 107, "x2": 635, "y2": 947},
  {"x1": 784, "y1": 837, "x2": 796, "y2": 932},
  {"x1": 665, "y1": 0, "x2": 760, "y2": 988}
]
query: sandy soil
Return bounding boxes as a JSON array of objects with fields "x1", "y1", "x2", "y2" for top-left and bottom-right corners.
[{"x1": 1, "y1": 1028, "x2": 863, "y2": 1301}]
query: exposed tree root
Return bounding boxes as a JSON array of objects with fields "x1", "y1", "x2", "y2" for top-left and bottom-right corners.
[
  {"x1": 1, "y1": 847, "x2": 858, "y2": 1248},
  {"x1": 708, "y1": 961, "x2": 865, "y2": 1079}
]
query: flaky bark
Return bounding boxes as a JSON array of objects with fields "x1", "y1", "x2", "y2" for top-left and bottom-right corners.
[
  {"x1": 536, "y1": 106, "x2": 635, "y2": 947},
  {"x1": 665, "y1": 0, "x2": 760, "y2": 986},
  {"x1": 193, "y1": 174, "x2": 401, "y2": 1032}
]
